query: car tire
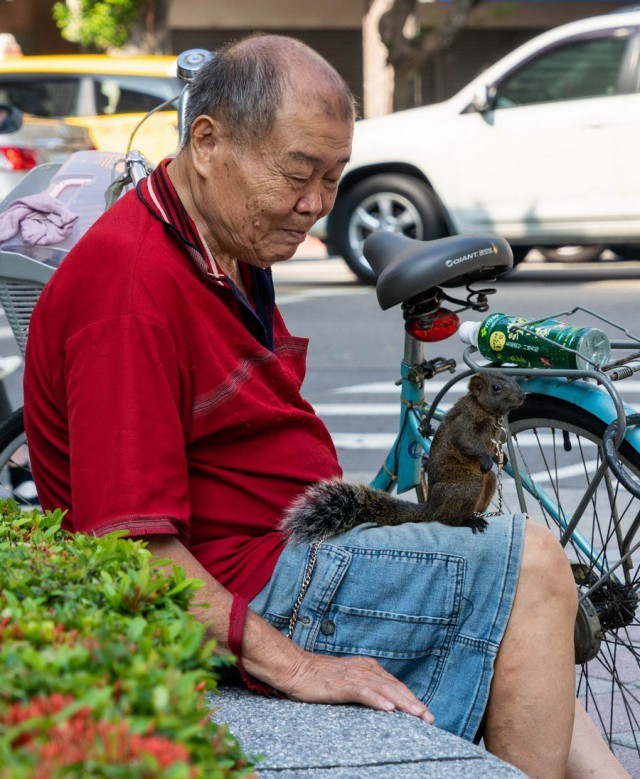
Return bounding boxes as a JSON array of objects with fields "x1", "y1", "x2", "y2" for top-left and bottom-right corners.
[
  {"x1": 510, "y1": 246, "x2": 531, "y2": 265},
  {"x1": 330, "y1": 174, "x2": 446, "y2": 284},
  {"x1": 610, "y1": 245, "x2": 640, "y2": 261},
  {"x1": 538, "y1": 245, "x2": 605, "y2": 263}
]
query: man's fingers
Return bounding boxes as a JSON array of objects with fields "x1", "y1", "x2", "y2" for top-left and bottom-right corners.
[
  {"x1": 283, "y1": 651, "x2": 435, "y2": 723},
  {"x1": 351, "y1": 657, "x2": 434, "y2": 721},
  {"x1": 364, "y1": 678, "x2": 435, "y2": 724}
]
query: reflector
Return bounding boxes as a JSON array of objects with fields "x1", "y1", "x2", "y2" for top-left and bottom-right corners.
[{"x1": 406, "y1": 308, "x2": 460, "y2": 342}]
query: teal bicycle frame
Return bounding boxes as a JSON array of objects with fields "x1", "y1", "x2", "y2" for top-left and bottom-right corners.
[{"x1": 369, "y1": 327, "x2": 640, "y2": 588}]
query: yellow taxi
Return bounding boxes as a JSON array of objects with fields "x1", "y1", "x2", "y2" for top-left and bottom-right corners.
[{"x1": 0, "y1": 56, "x2": 181, "y2": 164}]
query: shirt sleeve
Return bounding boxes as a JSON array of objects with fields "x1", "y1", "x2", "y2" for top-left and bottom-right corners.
[{"x1": 63, "y1": 313, "x2": 191, "y2": 541}]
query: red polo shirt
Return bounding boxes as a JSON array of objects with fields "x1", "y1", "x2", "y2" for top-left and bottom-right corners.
[{"x1": 24, "y1": 160, "x2": 342, "y2": 599}]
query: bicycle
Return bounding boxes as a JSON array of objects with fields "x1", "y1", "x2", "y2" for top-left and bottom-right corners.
[
  {"x1": 359, "y1": 229, "x2": 640, "y2": 764},
  {"x1": 0, "y1": 49, "x2": 639, "y2": 767}
]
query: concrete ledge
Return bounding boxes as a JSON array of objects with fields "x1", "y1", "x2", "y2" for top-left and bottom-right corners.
[{"x1": 211, "y1": 688, "x2": 526, "y2": 777}]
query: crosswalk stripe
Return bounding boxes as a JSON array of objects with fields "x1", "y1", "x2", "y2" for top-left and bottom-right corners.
[
  {"x1": 333, "y1": 381, "x2": 457, "y2": 395},
  {"x1": 334, "y1": 380, "x2": 640, "y2": 395},
  {"x1": 528, "y1": 461, "x2": 598, "y2": 483},
  {"x1": 332, "y1": 432, "x2": 558, "y2": 450},
  {"x1": 277, "y1": 288, "x2": 369, "y2": 305},
  {"x1": 332, "y1": 433, "x2": 399, "y2": 450},
  {"x1": 315, "y1": 403, "x2": 450, "y2": 415}
]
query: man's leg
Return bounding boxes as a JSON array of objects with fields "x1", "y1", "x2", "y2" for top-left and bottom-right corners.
[
  {"x1": 565, "y1": 700, "x2": 630, "y2": 778},
  {"x1": 483, "y1": 520, "x2": 577, "y2": 777}
]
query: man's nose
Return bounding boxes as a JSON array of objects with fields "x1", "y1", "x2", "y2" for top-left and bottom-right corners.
[{"x1": 296, "y1": 185, "x2": 325, "y2": 216}]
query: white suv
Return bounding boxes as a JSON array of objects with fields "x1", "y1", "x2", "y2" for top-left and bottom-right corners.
[{"x1": 320, "y1": 8, "x2": 640, "y2": 281}]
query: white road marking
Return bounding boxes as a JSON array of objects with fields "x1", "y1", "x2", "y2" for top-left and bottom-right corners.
[
  {"x1": 332, "y1": 432, "x2": 558, "y2": 450},
  {"x1": 334, "y1": 379, "x2": 640, "y2": 395},
  {"x1": 315, "y1": 403, "x2": 448, "y2": 416},
  {"x1": 333, "y1": 380, "x2": 463, "y2": 395},
  {"x1": 277, "y1": 288, "x2": 369, "y2": 305}
]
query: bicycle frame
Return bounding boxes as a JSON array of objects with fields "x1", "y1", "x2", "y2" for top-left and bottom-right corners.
[{"x1": 370, "y1": 328, "x2": 640, "y2": 582}]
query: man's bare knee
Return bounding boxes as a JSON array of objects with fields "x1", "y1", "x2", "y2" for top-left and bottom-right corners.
[{"x1": 518, "y1": 520, "x2": 577, "y2": 615}]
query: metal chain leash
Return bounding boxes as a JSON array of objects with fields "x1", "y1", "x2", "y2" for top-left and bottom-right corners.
[
  {"x1": 481, "y1": 415, "x2": 507, "y2": 518},
  {"x1": 289, "y1": 420, "x2": 509, "y2": 637},
  {"x1": 287, "y1": 535, "x2": 326, "y2": 640}
]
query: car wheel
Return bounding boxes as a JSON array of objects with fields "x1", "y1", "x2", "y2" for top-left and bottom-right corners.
[
  {"x1": 510, "y1": 246, "x2": 531, "y2": 265},
  {"x1": 330, "y1": 174, "x2": 446, "y2": 284},
  {"x1": 538, "y1": 245, "x2": 605, "y2": 263},
  {"x1": 609, "y1": 245, "x2": 640, "y2": 261}
]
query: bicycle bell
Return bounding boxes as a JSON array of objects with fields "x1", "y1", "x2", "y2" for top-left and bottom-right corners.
[{"x1": 176, "y1": 49, "x2": 213, "y2": 82}]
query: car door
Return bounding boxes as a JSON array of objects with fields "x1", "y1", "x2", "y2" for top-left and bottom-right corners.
[{"x1": 450, "y1": 25, "x2": 639, "y2": 242}]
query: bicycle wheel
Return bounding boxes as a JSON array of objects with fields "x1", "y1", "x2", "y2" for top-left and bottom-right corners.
[
  {"x1": 505, "y1": 395, "x2": 640, "y2": 763},
  {"x1": 0, "y1": 407, "x2": 39, "y2": 508}
]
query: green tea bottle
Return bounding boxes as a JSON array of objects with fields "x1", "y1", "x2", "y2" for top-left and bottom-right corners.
[{"x1": 458, "y1": 313, "x2": 611, "y2": 370}]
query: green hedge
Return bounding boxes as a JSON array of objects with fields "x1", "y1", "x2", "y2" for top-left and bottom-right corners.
[{"x1": 0, "y1": 502, "x2": 256, "y2": 778}]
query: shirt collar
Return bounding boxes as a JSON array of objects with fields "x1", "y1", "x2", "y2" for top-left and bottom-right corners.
[
  {"x1": 136, "y1": 157, "x2": 276, "y2": 350},
  {"x1": 137, "y1": 157, "x2": 230, "y2": 287}
]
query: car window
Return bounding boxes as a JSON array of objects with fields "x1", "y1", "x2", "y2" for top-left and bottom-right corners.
[
  {"x1": 94, "y1": 75, "x2": 180, "y2": 115},
  {"x1": 494, "y1": 33, "x2": 632, "y2": 108},
  {"x1": 0, "y1": 76, "x2": 80, "y2": 118}
]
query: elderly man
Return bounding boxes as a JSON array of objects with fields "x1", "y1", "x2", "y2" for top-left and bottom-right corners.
[{"x1": 24, "y1": 35, "x2": 627, "y2": 779}]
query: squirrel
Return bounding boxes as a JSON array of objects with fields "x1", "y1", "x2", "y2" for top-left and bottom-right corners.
[{"x1": 280, "y1": 372, "x2": 525, "y2": 544}]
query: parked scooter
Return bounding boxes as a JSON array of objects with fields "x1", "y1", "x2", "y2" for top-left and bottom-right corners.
[{"x1": 0, "y1": 104, "x2": 39, "y2": 504}]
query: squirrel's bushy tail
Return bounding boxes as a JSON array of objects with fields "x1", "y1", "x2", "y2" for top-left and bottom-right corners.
[
  {"x1": 279, "y1": 479, "x2": 367, "y2": 544},
  {"x1": 280, "y1": 478, "x2": 428, "y2": 544}
]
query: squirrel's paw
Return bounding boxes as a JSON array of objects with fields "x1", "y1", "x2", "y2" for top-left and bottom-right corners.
[
  {"x1": 468, "y1": 514, "x2": 489, "y2": 534},
  {"x1": 480, "y1": 454, "x2": 494, "y2": 473}
]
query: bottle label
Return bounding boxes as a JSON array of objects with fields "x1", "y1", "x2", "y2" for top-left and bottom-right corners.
[{"x1": 489, "y1": 331, "x2": 507, "y2": 352}]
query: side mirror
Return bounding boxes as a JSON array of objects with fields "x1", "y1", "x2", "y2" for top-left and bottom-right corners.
[
  {"x1": 469, "y1": 86, "x2": 494, "y2": 114},
  {"x1": 0, "y1": 104, "x2": 23, "y2": 134}
]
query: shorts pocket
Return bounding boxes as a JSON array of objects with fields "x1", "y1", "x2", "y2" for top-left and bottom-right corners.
[{"x1": 314, "y1": 548, "x2": 465, "y2": 660}]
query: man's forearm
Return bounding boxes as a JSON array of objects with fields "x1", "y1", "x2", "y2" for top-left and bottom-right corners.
[
  {"x1": 143, "y1": 535, "x2": 304, "y2": 688},
  {"x1": 142, "y1": 535, "x2": 434, "y2": 722}
]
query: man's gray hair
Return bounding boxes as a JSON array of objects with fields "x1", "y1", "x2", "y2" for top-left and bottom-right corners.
[{"x1": 181, "y1": 34, "x2": 356, "y2": 147}]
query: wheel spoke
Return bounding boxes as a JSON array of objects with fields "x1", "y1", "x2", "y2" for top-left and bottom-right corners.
[
  {"x1": 395, "y1": 208, "x2": 419, "y2": 232},
  {"x1": 375, "y1": 194, "x2": 395, "y2": 222},
  {"x1": 352, "y1": 205, "x2": 380, "y2": 233},
  {"x1": 508, "y1": 396, "x2": 640, "y2": 767}
]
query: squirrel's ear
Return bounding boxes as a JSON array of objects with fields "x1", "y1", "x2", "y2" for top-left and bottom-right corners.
[{"x1": 469, "y1": 374, "x2": 484, "y2": 396}]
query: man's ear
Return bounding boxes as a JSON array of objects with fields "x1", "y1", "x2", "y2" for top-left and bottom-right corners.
[{"x1": 189, "y1": 115, "x2": 224, "y2": 175}]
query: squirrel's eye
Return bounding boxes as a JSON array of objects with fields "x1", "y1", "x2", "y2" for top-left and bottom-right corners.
[{"x1": 492, "y1": 384, "x2": 502, "y2": 392}]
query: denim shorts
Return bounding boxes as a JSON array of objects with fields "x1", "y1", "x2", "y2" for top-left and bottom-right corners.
[{"x1": 250, "y1": 513, "x2": 526, "y2": 741}]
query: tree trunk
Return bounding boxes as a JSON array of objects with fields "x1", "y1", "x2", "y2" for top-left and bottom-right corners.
[
  {"x1": 116, "y1": 0, "x2": 171, "y2": 55},
  {"x1": 392, "y1": 60, "x2": 418, "y2": 111},
  {"x1": 362, "y1": 0, "x2": 395, "y2": 118},
  {"x1": 378, "y1": 0, "x2": 484, "y2": 112}
]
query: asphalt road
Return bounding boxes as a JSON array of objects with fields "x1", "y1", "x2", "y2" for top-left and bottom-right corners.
[{"x1": 274, "y1": 249, "x2": 640, "y2": 483}]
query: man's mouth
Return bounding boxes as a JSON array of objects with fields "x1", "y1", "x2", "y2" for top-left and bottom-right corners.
[{"x1": 282, "y1": 228, "x2": 308, "y2": 242}]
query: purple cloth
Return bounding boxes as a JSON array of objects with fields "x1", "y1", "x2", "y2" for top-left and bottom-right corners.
[{"x1": 0, "y1": 194, "x2": 79, "y2": 245}]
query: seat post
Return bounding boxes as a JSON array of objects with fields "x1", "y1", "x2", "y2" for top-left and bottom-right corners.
[{"x1": 403, "y1": 332, "x2": 424, "y2": 368}]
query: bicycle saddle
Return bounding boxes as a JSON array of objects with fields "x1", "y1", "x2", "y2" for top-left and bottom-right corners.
[{"x1": 365, "y1": 232, "x2": 513, "y2": 310}]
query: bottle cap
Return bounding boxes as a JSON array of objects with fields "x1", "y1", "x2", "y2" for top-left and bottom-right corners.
[{"x1": 458, "y1": 320, "x2": 481, "y2": 346}]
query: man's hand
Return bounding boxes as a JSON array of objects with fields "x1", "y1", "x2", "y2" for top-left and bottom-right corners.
[{"x1": 283, "y1": 650, "x2": 435, "y2": 723}]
